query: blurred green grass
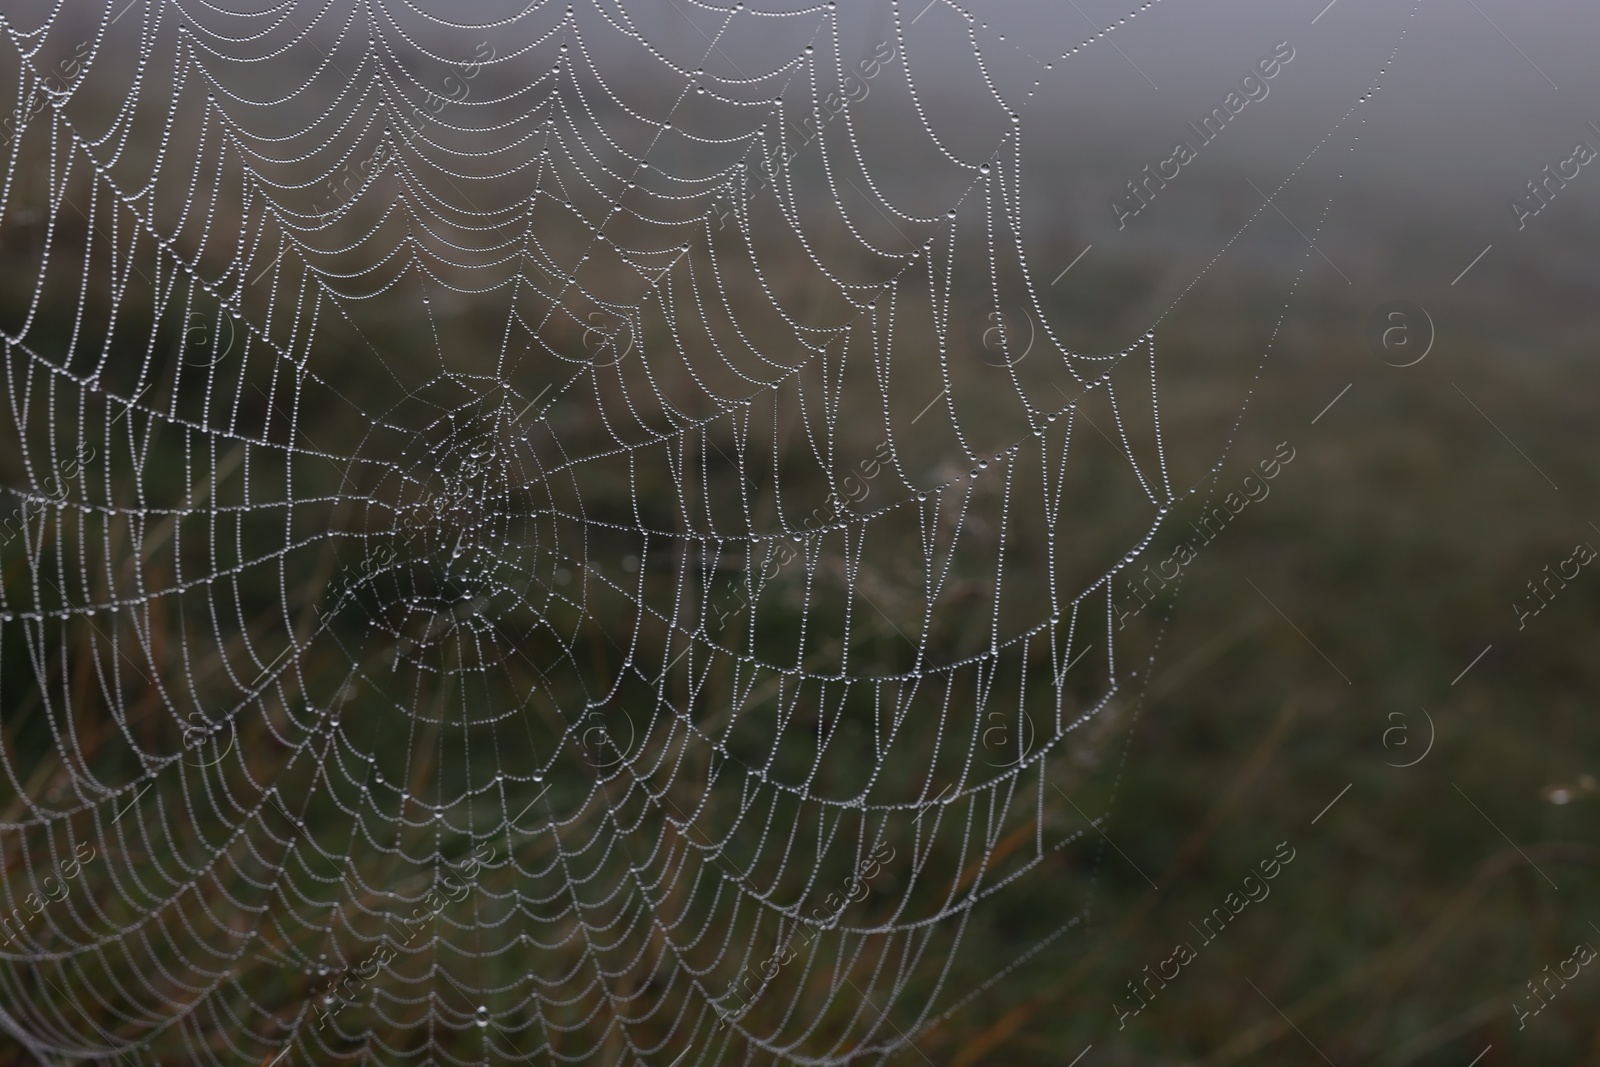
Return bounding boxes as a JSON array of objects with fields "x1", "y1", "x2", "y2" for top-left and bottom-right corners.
[{"x1": 1, "y1": 171, "x2": 1598, "y2": 1067}]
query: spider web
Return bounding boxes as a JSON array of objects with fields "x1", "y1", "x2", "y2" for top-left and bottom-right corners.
[{"x1": 0, "y1": 0, "x2": 1354, "y2": 1063}]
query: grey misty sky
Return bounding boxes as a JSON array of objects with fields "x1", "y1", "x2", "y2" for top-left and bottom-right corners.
[
  {"x1": 37, "y1": 0, "x2": 1600, "y2": 251},
  {"x1": 44, "y1": 0, "x2": 1595, "y2": 204},
  {"x1": 922, "y1": 0, "x2": 1597, "y2": 201},
  {"x1": 618, "y1": 0, "x2": 1600, "y2": 221}
]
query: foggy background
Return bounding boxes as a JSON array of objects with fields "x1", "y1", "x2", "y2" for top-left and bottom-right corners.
[{"x1": 1, "y1": 1, "x2": 1597, "y2": 1065}]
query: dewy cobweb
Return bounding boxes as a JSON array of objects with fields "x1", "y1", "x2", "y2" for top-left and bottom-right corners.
[{"x1": 0, "y1": 0, "x2": 1284, "y2": 1063}]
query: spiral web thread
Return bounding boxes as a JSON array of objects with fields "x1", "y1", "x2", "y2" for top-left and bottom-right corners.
[{"x1": 0, "y1": 0, "x2": 1316, "y2": 1063}]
